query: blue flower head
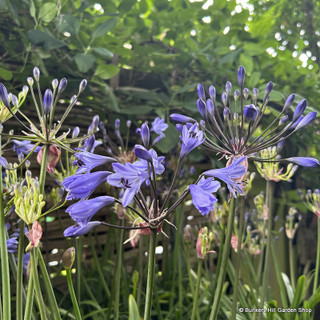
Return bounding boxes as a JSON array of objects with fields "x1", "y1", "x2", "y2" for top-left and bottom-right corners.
[
  {"x1": 64, "y1": 221, "x2": 101, "y2": 238},
  {"x1": 151, "y1": 117, "x2": 168, "y2": 144},
  {"x1": 11, "y1": 140, "x2": 41, "y2": 157},
  {"x1": 190, "y1": 177, "x2": 221, "y2": 216},
  {"x1": 133, "y1": 148, "x2": 165, "y2": 177},
  {"x1": 179, "y1": 123, "x2": 205, "y2": 159},
  {"x1": 204, "y1": 157, "x2": 247, "y2": 198}
]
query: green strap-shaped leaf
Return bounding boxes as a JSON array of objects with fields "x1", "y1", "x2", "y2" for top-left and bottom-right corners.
[{"x1": 129, "y1": 295, "x2": 141, "y2": 320}]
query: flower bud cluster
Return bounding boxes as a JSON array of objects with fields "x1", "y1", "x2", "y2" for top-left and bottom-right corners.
[
  {"x1": 13, "y1": 170, "x2": 46, "y2": 225},
  {"x1": 285, "y1": 207, "x2": 301, "y2": 239},
  {"x1": 196, "y1": 227, "x2": 214, "y2": 259}
]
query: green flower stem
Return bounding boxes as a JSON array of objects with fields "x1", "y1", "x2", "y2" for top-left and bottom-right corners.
[
  {"x1": 75, "y1": 238, "x2": 82, "y2": 302},
  {"x1": 258, "y1": 180, "x2": 274, "y2": 320},
  {"x1": 143, "y1": 229, "x2": 157, "y2": 320},
  {"x1": 231, "y1": 196, "x2": 246, "y2": 320},
  {"x1": 257, "y1": 220, "x2": 267, "y2": 289},
  {"x1": 37, "y1": 248, "x2": 62, "y2": 320},
  {"x1": 313, "y1": 218, "x2": 320, "y2": 294},
  {"x1": 212, "y1": 226, "x2": 225, "y2": 295},
  {"x1": 38, "y1": 144, "x2": 48, "y2": 194},
  {"x1": 191, "y1": 261, "x2": 202, "y2": 320},
  {"x1": 24, "y1": 267, "x2": 35, "y2": 320},
  {"x1": 289, "y1": 239, "x2": 296, "y2": 290},
  {"x1": 66, "y1": 268, "x2": 82, "y2": 320},
  {"x1": 16, "y1": 220, "x2": 26, "y2": 320},
  {"x1": 31, "y1": 248, "x2": 47, "y2": 320},
  {"x1": 209, "y1": 197, "x2": 236, "y2": 320},
  {"x1": 0, "y1": 131, "x2": 11, "y2": 320},
  {"x1": 114, "y1": 221, "x2": 125, "y2": 320}
]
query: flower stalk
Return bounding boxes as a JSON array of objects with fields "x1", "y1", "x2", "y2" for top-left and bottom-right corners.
[
  {"x1": 313, "y1": 218, "x2": 320, "y2": 294},
  {"x1": 191, "y1": 261, "x2": 202, "y2": 320}
]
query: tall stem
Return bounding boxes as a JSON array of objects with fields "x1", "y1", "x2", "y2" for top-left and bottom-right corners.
[
  {"x1": 24, "y1": 268, "x2": 35, "y2": 320},
  {"x1": 114, "y1": 221, "x2": 124, "y2": 320},
  {"x1": 258, "y1": 180, "x2": 274, "y2": 320},
  {"x1": 191, "y1": 261, "x2": 202, "y2": 320},
  {"x1": 16, "y1": 220, "x2": 26, "y2": 320},
  {"x1": 0, "y1": 129, "x2": 11, "y2": 320},
  {"x1": 66, "y1": 268, "x2": 82, "y2": 320},
  {"x1": 313, "y1": 218, "x2": 320, "y2": 294},
  {"x1": 38, "y1": 144, "x2": 48, "y2": 194},
  {"x1": 143, "y1": 230, "x2": 157, "y2": 320},
  {"x1": 289, "y1": 239, "x2": 296, "y2": 290},
  {"x1": 209, "y1": 197, "x2": 236, "y2": 320},
  {"x1": 231, "y1": 197, "x2": 246, "y2": 319}
]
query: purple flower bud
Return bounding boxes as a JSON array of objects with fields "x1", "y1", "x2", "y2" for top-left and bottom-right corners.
[
  {"x1": 292, "y1": 99, "x2": 307, "y2": 122},
  {"x1": 234, "y1": 89, "x2": 240, "y2": 101},
  {"x1": 243, "y1": 88, "x2": 249, "y2": 99},
  {"x1": 134, "y1": 145, "x2": 152, "y2": 161},
  {"x1": 209, "y1": 85, "x2": 216, "y2": 102},
  {"x1": 22, "y1": 86, "x2": 28, "y2": 95},
  {"x1": 0, "y1": 83, "x2": 10, "y2": 107},
  {"x1": 43, "y1": 89, "x2": 53, "y2": 115},
  {"x1": 33, "y1": 67, "x2": 40, "y2": 81},
  {"x1": 264, "y1": 81, "x2": 273, "y2": 97},
  {"x1": 223, "y1": 107, "x2": 230, "y2": 118},
  {"x1": 286, "y1": 157, "x2": 319, "y2": 167},
  {"x1": 197, "y1": 84, "x2": 206, "y2": 100},
  {"x1": 0, "y1": 157, "x2": 9, "y2": 168},
  {"x1": 141, "y1": 123, "x2": 150, "y2": 148},
  {"x1": 294, "y1": 111, "x2": 317, "y2": 130},
  {"x1": 237, "y1": 66, "x2": 245, "y2": 87},
  {"x1": 52, "y1": 79, "x2": 58, "y2": 90},
  {"x1": 226, "y1": 81, "x2": 232, "y2": 95},
  {"x1": 206, "y1": 99, "x2": 214, "y2": 117},
  {"x1": 280, "y1": 115, "x2": 289, "y2": 125},
  {"x1": 27, "y1": 77, "x2": 34, "y2": 87},
  {"x1": 170, "y1": 113, "x2": 196, "y2": 123},
  {"x1": 88, "y1": 115, "x2": 100, "y2": 134},
  {"x1": 244, "y1": 104, "x2": 259, "y2": 120},
  {"x1": 70, "y1": 95, "x2": 77, "y2": 104},
  {"x1": 72, "y1": 127, "x2": 80, "y2": 138},
  {"x1": 290, "y1": 116, "x2": 303, "y2": 130},
  {"x1": 253, "y1": 88, "x2": 259, "y2": 100},
  {"x1": 58, "y1": 78, "x2": 68, "y2": 94},
  {"x1": 11, "y1": 95, "x2": 18, "y2": 108},
  {"x1": 283, "y1": 94, "x2": 295, "y2": 111},
  {"x1": 126, "y1": 120, "x2": 131, "y2": 128},
  {"x1": 79, "y1": 79, "x2": 87, "y2": 93},
  {"x1": 297, "y1": 189, "x2": 303, "y2": 198},
  {"x1": 277, "y1": 138, "x2": 285, "y2": 152},
  {"x1": 197, "y1": 99, "x2": 207, "y2": 118},
  {"x1": 115, "y1": 119, "x2": 120, "y2": 130},
  {"x1": 221, "y1": 92, "x2": 227, "y2": 106},
  {"x1": 200, "y1": 120, "x2": 205, "y2": 128}
]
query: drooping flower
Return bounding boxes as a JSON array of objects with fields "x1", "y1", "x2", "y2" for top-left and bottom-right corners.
[
  {"x1": 285, "y1": 157, "x2": 320, "y2": 167},
  {"x1": 244, "y1": 104, "x2": 259, "y2": 120},
  {"x1": 190, "y1": 177, "x2": 221, "y2": 216},
  {"x1": 170, "y1": 113, "x2": 196, "y2": 124},
  {"x1": 133, "y1": 148, "x2": 165, "y2": 177},
  {"x1": 11, "y1": 140, "x2": 41, "y2": 156},
  {"x1": 62, "y1": 171, "x2": 110, "y2": 200},
  {"x1": 107, "y1": 162, "x2": 149, "y2": 207},
  {"x1": 37, "y1": 145, "x2": 61, "y2": 174},
  {"x1": 81, "y1": 134, "x2": 102, "y2": 153},
  {"x1": 73, "y1": 150, "x2": 116, "y2": 174},
  {"x1": 64, "y1": 221, "x2": 101, "y2": 238},
  {"x1": 204, "y1": 157, "x2": 247, "y2": 198},
  {"x1": 151, "y1": 117, "x2": 168, "y2": 144},
  {"x1": 179, "y1": 123, "x2": 205, "y2": 159},
  {"x1": 133, "y1": 145, "x2": 153, "y2": 162}
]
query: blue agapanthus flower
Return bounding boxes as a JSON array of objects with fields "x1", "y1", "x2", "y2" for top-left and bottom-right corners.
[
  {"x1": 73, "y1": 151, "x2": 116, "y2": 174},
  {"x1": 107, "y1": 162, "x2": 149, "y2": 207},
  {"x1": 285, "y1": 157, "x2": 319, "y2": 167},
  {"x1": 179, "y1": 123, "x2": 205, "y2": 159},
  {"x1": 151, "y1": 117, "x2": 168, "y2": 144},
  {"x1": 11, "y1": 140, "x2": 41, "y2": 156},
  {"x1": 64, "y1": 196, "x2": 115, "y2": 237},
  {"x1": 80, "y1": 135, "x2": 102, "y2": 153},
  {"x1": 190, "y1": 177, "x2": 221, "y2": 216},
  {"x1": 204, "y1": 157, "x2": 247, "y2": 198},
  {"x1": 62, "y1": 171, "x2": 110, "y2": 200}
]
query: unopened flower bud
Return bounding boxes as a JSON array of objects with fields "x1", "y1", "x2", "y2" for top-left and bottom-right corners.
[
  {"x1": 140, "y1": 123, "x2": 150, "y2": 148},
  {"x1": 283, "y1": 93, "x2": 295, "y2": 111},
  {"x1": 234, "y1": 89, "x2": 240, "y2": 101},
  {"x1": 209, "y1": 85, "x2": 216, "y2": 102},
  {"x1": 79, "y1": 79, "x2": 87, "y2": 93},
  {"x1": 132, "y1": 270, "x2": 139, "y2": 287},
  {"x1": 23, "y1": 85, "x2": 29, "y2": 95},
  {"x1": 58, "y1": 187, "x2": 65, "y2": 200},
  {"x1": 27, "y1": 77, "x2": 34, "y2": 87},
  {"x1": 43, "y1": 89, "x2": 53, "y2": 115},
  {"x1": 58, "y1": 78, "x2": 68, "y2": 94},
  {"x1": 33, "y1": 67, "x2": 40, "y2": 82},
  {"x1": 70, "y1": 95, "x2": 77, "y2": 104},
  {"x1": 243, "y1": 88, "x2": 249, "y2": 99},
  {"x1": 200, "y1": 120, "x2": 205, "y2": 128},
  {"x1": 126, "y1": 120, "x2": 131, "y2": 128},
  {"x1": 62, "y1": 247, "x2": 76, "y2": 269},
  {"x1": 223, "y1": 107, "x2": 230, "y2": 119},
  {"x1": 0, "y1": 83, "x2": 10, "y2": 107},
  {"x1": 244, "y1": 104, "x2": 259, "y2": 120},
  {"x1": 52, "y1": 79, "x2": 58, "y2": 90},
  {"x1": 25, "y1": 160, "x2": 31, "y2": 169},
  {"x1": 197, "y1": 99, "x2": 207, "y2": 118},
  {"x1": 11, "y1": 95, "x2": 18, "y2": 108},
  {"x1": 280, "y1": 115, "x2": 289, "y2": 125},
  {"x1": 226, "y1": 81, "x2": 232, "y2": 95},
  {"x1": 206, "y1": 99, "x2": 214, "y2": 117},
  {"x1": 221, "y1": 92, "x2": 227, "y2": 106},
  {"x1": 237, "y1": 66, "x2": 245, "y2": 87},
  {"x1": 253, "y1": 88, "x2": 259, "y2": 100},
  {"x1": 197, "y1": 84, "x2": 206, "y2": 100},
  {"x1": 264, "y1": 81, "x2": 273, "y2": 97},
  {"x1": 72, "y1": 126, "x2": 80, "y2": 138}
]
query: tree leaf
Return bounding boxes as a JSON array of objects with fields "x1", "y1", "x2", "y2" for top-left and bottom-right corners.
[
  {"x1": 94, "y1": 64, "x2": 119, "y2": 80},
  {"x1": 156, "y1": 123, "x2": 180, "y2": 153},
  {"x1": 92, "y1": 47, "x2": 113, "y2": 58},
  {"x1": 27, "y1": 30, "x2": 66, "y2": 50},
  {"x1": 0, "y1": 67, "x2": 12, "y2": 80},
  {"x1": 92, "y1": 18, "x2": 118, "y2": 40},
  {"x1": 38, "y1": 2, "x2": 57, "y2": 23},
  {"x1": 74, "y1": 53, "x2": 96, "y2": 73},
  {"x1": 57, "y1": 14, "x2": 80, "y2": 36}
]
